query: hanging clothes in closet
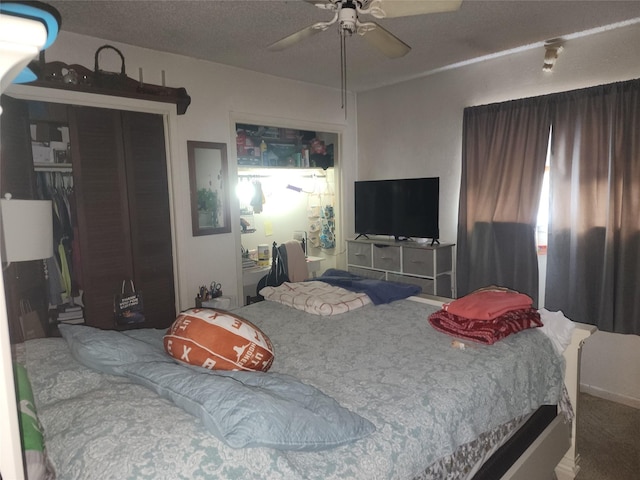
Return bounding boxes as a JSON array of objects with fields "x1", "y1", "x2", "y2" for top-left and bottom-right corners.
[
  {"x1": 35, "y1": 171, "x2": 80, "y2": 306},
  {"x1": 250, "y1": 179, "x2": 265, "y2": 213}
]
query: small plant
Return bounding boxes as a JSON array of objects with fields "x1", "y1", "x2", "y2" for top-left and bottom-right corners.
[{"x1": 197, "y1": 188, "x2": 220, "y2": 227}]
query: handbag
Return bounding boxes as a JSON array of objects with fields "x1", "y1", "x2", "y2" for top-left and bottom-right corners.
[
  {"x1": 94, "y1": 45, "x2": 128, "y2": 89},
  {"x1": 19, "y1": 300, "x2": 46, "y2": 340},
  {"x1": 114, "y1": 280, "x2": 145, "y2": 325},
  {"x1": 256, "y1": 242, "x2": 290, "y2": 300}
]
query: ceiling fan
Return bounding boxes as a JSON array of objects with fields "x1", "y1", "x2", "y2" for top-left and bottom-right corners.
[{"x1": 267, "y1": 0, "x2": 463, "y2": 59}]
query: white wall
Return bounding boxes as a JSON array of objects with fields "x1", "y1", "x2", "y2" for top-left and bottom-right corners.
[
  {"x1": 356, "y1": 23, "x2": 640, "y2": 406},
  {"x1": 10, "y1": 31, "x2": 357, "y2": 310}
]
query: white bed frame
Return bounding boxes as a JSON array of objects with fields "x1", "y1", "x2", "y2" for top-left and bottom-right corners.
[
  {"x1": 411, "y1": 296, "x2": 596, "y2": 480},
  {"x1": 503, "y1": 322, "x2": 595, "y2": 480}
]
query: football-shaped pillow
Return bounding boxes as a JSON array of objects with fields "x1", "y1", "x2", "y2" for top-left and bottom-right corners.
[{"x1": 164, "y1": 308, "x2": 274, "y2": 372}]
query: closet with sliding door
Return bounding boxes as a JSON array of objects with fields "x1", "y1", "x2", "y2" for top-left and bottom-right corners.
[{"x1": 0, "y1": 94, "x2": 176, "y2": 335}]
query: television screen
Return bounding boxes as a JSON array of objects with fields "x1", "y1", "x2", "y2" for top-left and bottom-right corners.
[{"x1": 355, "y1": 177, "x2": 439, "y2": 241}]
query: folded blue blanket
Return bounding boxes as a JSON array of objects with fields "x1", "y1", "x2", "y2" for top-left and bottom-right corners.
[
  {"x1": 315, "y1": 269, "x2": 421, "y2": 305},
  {"x1": 58, "y1": 324, "x2": 375, "y2": 451}
]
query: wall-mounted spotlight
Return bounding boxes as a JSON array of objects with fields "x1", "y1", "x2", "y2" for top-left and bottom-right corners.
[{"x1": 543, "y1": 39, "x2": 564, "y2": 72}]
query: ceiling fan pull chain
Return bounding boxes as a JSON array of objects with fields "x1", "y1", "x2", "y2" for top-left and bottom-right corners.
[
  {"x1": 266, "y1": 0, "x2": 458, "y2": 115},
  {"x1": 341, "y1": 29, "x2": 348, "y2": 116}
]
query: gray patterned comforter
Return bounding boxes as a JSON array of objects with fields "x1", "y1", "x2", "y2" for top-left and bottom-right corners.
[{"x1": 24, "y1": 298, "x2": 564, "y2": 480}]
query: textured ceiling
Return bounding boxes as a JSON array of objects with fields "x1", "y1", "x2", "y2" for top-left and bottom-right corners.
[{"x1": 44, "y1": 0, "x2": 640, "y2": 92}]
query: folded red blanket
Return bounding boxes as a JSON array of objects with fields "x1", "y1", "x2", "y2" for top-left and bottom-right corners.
[
  {"x1": 428, "y1": 308, "x2": 542, "y2": 345},
  {"x1": 443, "y1": 290, "x2": 533, "y2": 320}
]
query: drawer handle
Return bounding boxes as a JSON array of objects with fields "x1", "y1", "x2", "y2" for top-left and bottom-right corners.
[
  {"x1": 355, "y1": 253, "x2": 366, "y2": 257},
  {"x1": 410, "y1": 260, "x2": 424, "y2": 264}
]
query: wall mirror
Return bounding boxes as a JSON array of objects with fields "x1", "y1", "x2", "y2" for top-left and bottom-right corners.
[{"x1": 188, "y1": 141, "x2": 231, "y2": 236}]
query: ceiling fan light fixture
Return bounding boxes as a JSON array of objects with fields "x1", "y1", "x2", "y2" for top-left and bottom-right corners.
[{"x1": 338, "y1": 5, "x2": 358, "y2": 34}]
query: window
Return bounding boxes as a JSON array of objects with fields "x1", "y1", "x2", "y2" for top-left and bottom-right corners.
[{"x1": 535, "y1": 133, "x2": 552, "y2": 254}]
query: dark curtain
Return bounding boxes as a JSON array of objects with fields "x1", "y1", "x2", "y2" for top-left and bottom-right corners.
[
  {"x1": 545, "y1": 79, "x2": 640, "y2": 334},
  {"x1": 457, "y1": 98, "x2": 552, "y2": 305}
]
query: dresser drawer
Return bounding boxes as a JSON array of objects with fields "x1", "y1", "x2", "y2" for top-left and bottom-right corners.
[
  {"x1": 386, "y1": 273, "x2": 452, "y2": 298},
  {"x1": 403, "y1": 247, "x2": 435, "y2": 276},
  {"x1": 387, "y1": 273, "x2": 433, "y2": 293},
  {"x1": 347, "y1": 242, "x2": 371, "y2": 267},
  {"x1": 348, "y1": 266, "x2": 386, "y2": 280},
  {"x1": 372, "y1": 245, "x2": 401, "y2": 271}
]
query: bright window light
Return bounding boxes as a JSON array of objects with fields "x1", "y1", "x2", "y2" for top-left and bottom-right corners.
[{"x1": 536, "y1": 133, "x2": 552, "y2": 253}]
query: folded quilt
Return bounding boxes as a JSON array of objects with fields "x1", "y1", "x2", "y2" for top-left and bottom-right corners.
[
  {"x1": 314, "y1": 269, "x2": 421, "y2": 305},
  {"x1": 428, "y1": 308, "x2": 543, "y2": 345},
  {"x1": 260, "y1": 281, "x2": 371, "y2": 315},
  {"x1": 443, "y1": 290, "x2": 533, "y2": 320},
  {"x1": 58, "y1": 324, "x2": 375, "y2": 451}
]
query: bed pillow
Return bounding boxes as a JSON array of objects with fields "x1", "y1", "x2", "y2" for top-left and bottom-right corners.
[
  {"x1": 126, "y1": 362, "x2": 376, "y2": 451},
  {"x1": 14, "y1": 363, "x2": 55, "y2": 480},
  {"x1": 260, "y1": 281, "x2": 371, "y2": 315},
  {"x1": 58, "y1": 324, "x2": 375, "y2": 451},
  {"x1": 59, "y1": 323, "x2": 171, "y2": 375},
  {"x1": 164, "y1": 308, "x2": 274, "y2": 372}
]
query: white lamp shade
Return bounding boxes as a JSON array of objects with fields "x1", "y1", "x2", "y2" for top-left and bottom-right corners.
[{"x1": 1, "y1": 199, "x2": 53, "y2": 262}]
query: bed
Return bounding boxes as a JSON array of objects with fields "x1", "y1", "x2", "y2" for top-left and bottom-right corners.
[{"x1": 15, "y1": 290, "x2": 592, "y2": 480}]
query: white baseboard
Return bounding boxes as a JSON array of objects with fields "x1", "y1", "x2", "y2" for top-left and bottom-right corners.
[{"x1": 580, "y1": 383, "x2": 640, "y2": 410}]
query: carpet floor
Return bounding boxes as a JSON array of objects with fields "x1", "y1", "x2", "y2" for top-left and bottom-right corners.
[{"x1": 575, "y1": 393, "x2": 640, "y2": 480}]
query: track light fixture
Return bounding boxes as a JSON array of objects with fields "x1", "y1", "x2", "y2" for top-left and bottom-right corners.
[{"x1": 543, "y1": 39, "x2": 564, "y2": 72}]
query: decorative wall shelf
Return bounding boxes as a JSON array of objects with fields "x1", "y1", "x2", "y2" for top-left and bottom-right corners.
[{"x1": 26, "y1": 60, "x2": 191, "y2": 115}]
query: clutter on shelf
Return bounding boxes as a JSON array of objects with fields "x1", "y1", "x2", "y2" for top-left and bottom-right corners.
[{"x1": 26, "y1": 46, "x2": 191, "y2": 115}]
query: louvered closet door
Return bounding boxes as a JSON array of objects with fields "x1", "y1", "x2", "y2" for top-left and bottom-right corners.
[
  {"x1": 70, "y1": 106, "x2": 133, "y2": 329},
  {"x1": 70, "y1": 106, "x2": 175, "y2": 330},
  {"x1": 121, "y1": 111, "x2": 175, "y2": 329},
  {"x1": 0, "y1": 95, "x2": 46, "y2": 343},
  {"x1": 70, "y1": 107, "x2": 175, "y2": 328},
  {"x1": 0, "y1": 94, "x2": 35, "y2": 199}
]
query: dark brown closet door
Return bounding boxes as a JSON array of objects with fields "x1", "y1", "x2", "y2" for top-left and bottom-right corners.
[
  {"x1": 0, "y1": 94, "x2": 35, "y2": 199},
  {"x1": 121, "y1": 111, "x2": 175, "y2": 328},
  {"x1": 0, "y1": 95, "x2": 46, "y2": 343},
  {"x1": 70, "y1": 105, "x2": 133, "y2": 329}
]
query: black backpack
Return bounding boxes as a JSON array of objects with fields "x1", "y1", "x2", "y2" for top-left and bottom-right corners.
[{"x1": 256, "y1": 242, "x2": 290, "y2": 300}]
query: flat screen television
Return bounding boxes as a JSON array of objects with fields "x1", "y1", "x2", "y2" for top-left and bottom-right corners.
[{"x1": 355, "y1": 177, "x2": 439, "y2": 242}]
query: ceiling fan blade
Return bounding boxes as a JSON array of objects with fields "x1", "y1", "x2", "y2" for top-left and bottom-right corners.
[
  {"x1": 362, "y1": 22, "x2": 411, "y2": 58},
  {"x1": 304, "y1": 0, "x2": 336, "y2": 9},
  {"x1": 267, "y1": 24, "x2": 325, "y2": 51},
  {"x1": 371, "y1": 0, "x2": 462, "y2": 19}
]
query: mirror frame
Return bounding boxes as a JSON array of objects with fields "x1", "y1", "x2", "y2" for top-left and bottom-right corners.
[{"x1": 187, "y1": 141, "x2": 231, "y2": 236}]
